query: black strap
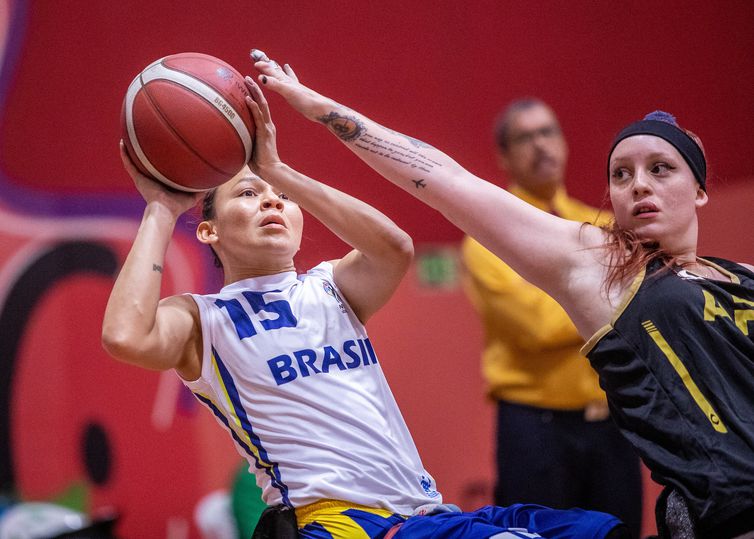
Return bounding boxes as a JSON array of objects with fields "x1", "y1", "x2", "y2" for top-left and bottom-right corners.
[{"x1": 251, "y1": 505, "x2": 298, "y2": 539}]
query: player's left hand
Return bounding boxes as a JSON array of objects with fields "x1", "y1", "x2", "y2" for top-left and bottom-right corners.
[
  {"x1": 243, "y1": 76, "x2": 282, "y2": 177},
  {"x1": 119, "y1": 141, "x2": 203, "y2": 217}
]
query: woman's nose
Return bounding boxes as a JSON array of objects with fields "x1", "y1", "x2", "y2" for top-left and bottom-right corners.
[
  {"x1": 632, "y1": 170, "x2": 652, "y2": 196},
  {"x1": 262, "y1": 194, "x2": 284, "y2": 210}
]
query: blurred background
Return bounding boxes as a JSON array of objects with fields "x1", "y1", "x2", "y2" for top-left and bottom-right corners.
[{"x1": 1, "y1": 1, "x2": 752, "y2": 537}]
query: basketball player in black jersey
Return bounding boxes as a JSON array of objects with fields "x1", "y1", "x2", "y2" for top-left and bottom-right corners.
[{"x1": 251, "y1": 50, "x2": 754, "y2": 538}]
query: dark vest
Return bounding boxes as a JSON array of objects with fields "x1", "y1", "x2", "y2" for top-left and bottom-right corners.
[{"x1": 585, "y1": 257, "x2": 754, "y2": 535}]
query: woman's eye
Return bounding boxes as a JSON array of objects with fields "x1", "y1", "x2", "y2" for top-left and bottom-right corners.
[
  {"x1": 651, "y1": 162, "x2": 673, "y2": 174},
  {"x1": 241, "y1": 189, "x2": 258, "y2": 197},
  {"x1": 611, "y1": 168, "x2": 630, "y2": 181},
  {"x1": 278, "y1": 193, "x2": 289, "y2": 200}
]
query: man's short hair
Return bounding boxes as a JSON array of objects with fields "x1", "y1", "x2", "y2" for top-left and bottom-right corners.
[{"x1": 493, "y1": 98, "x2": 552, "y2": 151}]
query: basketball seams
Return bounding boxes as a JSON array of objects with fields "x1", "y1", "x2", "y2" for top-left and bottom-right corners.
[
  {"x1": 140, "y1": 78, "x2": 241, "y2": 179},
  {"x1": 123, "y1": 76, "x2": 192, "y2": 190},
  {"x1": 146, "y1": 61, "x2": 252, "y2": 158}
]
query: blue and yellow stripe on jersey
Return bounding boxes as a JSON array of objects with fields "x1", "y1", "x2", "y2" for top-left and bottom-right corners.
[
  {"x1": 192, "y1": 346, "x2": 291, "y2": 506},
  {"x1": 296, "y1": 499, "x2": 405, "y2": 539}
]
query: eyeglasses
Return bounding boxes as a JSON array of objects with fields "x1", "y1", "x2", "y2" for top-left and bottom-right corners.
[{"x1": 508, "y1": 125, "x2": 562, "y2": 146}]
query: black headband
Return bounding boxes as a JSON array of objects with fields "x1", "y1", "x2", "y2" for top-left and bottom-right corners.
[{"x1": 607, "y1": 119, "x2": 707, "y2": 191}]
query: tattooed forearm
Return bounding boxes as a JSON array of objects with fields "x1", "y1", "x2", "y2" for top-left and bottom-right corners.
[
  {"x1": 152, "y1": 263, "x2": 163, "y2": 274},
  {"x1": 404, "y1": 134, "x2": 433, "y2": 149},
  {"x1": 318, "y1": 109, "x2": 442, "y2": 191},
  {"x1": 385, "y1": 127, "x2": 434, "y2": 149},
  {"x1": 353, "y1": 132, "x2": 442, "y2": 173},
  {"x1": 317, "y1": 111, "x2": 366, "y2": 142}
]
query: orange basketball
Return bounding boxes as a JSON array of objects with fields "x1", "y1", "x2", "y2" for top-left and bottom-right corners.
[{"x1": 121, "y1": 52, "x2": 254, "y2": 192}]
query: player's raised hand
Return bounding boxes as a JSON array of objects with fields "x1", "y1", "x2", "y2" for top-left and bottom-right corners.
[
  {"x1": 119, "y1": 141, "x2": 202, "y2": 217},
  {"x1": 243, "y1": 76, "x2": 282, "y2": 175},
  {"x1": 249, "y1": 49, "x2": 333, "y2": 122}
]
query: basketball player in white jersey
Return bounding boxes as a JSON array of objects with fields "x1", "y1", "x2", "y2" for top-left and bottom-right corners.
[
  {"x1": 103, "y1": 85, "x2": 438, "y2": 531},
  {"x1": 102, "y1": 70, "x2": 625, "y2": 539}
]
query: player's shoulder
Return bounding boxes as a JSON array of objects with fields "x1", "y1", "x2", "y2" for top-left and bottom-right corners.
[
  {"x1": 306, "y1": 260, "x2": 336, "y2": 280},
  {"x1": 159, "y1": 294, "x2": 201, "y2": 332},
  {"x1": 160, "y1": 293, "x2": 199, "y2": 310}
]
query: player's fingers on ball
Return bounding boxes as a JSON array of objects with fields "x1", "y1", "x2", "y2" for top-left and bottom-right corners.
[
  {"x1": 244, "y1": 76, "x2": 262, "y2": 97},
  {"x1": 245, "y1": 95, "x2": 262, "y2": 119},
  {"x1": 245, "y1": 96, "x2": 268, "y2": 128},
  {"x1": 246, "y1": 77, "x2": 272, "y2": 114},
  {"x1": 246, "y1": 75, "x2": 268, "y2": 100},
  {"x1": 245, "y1": 95, "x2": 273, "y2": 131},
  {"x1": 245, "y1": 79, "x2": 272, "y2": 116}
]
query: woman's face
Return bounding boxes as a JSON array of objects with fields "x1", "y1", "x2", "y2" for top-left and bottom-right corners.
[
  {"x1": 608, "y1": 135, "x2": 707, "y2": 245},
  {"x1": 202, "y1": 166, "x2": 304, "y2": 268}
]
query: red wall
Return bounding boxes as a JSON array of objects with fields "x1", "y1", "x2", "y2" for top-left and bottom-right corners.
[{"x1": 1, "y1": 1, "x2": 753, "y2": 537}]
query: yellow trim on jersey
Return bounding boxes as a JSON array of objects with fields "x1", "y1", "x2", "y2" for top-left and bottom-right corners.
[
  {"x1": 296, "y1": 499, "x2": 401, "y2": 535},
  {"x1": 580, "y1": 324, "x2": 612, "y2": 357},
  {"x1": 581, "y1": 266, "x2": 646, "y2": 356},
  {"x1": 211, "y1": 352, "x2": 244, "y2": 430},
  {"x1": 207, "y1": 353, "x2": 277, "y2": 478},
  {"x1": 698, "y1": 257, "x2": 740, "y2": 284},
  {"x1": 641, "y1": 320, "x2": 728, "y2": 434},
  {"x1": 194, "y1": 388, "x2": 254, "y2": 452}
]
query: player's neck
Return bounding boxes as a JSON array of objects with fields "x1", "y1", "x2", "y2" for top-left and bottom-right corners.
[{"x1": 223, "y1": 262, "x2": 296, "y2": 285}]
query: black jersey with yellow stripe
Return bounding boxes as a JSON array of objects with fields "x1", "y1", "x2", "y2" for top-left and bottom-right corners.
[{"x1": 582, "y1": 257, "x2": 754, "y2": 535}]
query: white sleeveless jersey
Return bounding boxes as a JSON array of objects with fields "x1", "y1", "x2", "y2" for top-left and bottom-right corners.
[{"x1": 181, "y1": 262, "x2": 441, "y2": 513}]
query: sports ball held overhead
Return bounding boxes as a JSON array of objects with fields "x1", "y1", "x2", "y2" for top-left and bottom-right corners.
[{"x1": 122, "y1": 52, "x2": 255, "y2": 192}]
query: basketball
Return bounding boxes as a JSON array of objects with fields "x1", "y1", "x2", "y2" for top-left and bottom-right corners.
[{"x1": 121, "y1": 52, "x2": 255, "y2": 192}]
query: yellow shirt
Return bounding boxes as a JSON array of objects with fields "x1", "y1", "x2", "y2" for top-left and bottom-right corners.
[{"x1": 461, "y1": 185, "x2": 612, "y2": 410}]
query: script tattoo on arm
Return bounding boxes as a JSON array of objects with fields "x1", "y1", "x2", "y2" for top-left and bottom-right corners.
[
  {"x1": 352, "y1": 132, "x2": 442, "y2": 174},
  {"x1": 385, "y1": 127, "x2": 434, "y2": 149},
  {"x1": 318, "y1": 109, "x2": 441, "y2": 190},
  {"x1": 152, "y1": 263, "x2": 163, "y2": 274}
]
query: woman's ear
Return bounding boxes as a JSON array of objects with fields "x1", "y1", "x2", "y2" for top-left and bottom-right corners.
[
  {"x1": 196, "y1": 220, "x2": 217, "y2": 245},
  {"x1": 695, "y1": 186, "x2": 709, "y2": 209}
]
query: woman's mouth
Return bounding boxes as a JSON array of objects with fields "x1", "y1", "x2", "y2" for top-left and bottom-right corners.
[{"x1": 633, "y1": 203, "x2": 659, "y2": 217}]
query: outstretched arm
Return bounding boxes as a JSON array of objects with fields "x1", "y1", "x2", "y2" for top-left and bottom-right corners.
[
  {"x1": 461, "y1": 238, "x2": 584, "y2": 352},
  {"x1": 101, "y1": 145, "x2": 203, "y2": 380},
  {"x1": 249, "y1": 50, "x2": 606, "y2": 306},
  {"x1": 244, "y1": 75, "x2": 413, "y2": 324}
]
